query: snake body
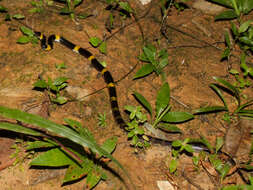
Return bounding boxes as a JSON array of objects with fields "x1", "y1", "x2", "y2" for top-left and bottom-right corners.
[{"x1": 35, "y1": 32, "x2": 127, "y2": 129}]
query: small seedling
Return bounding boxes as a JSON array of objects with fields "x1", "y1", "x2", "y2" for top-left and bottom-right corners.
[
  {"x1": 33, "y1": 76, "x2": 68, "y2": 104},
  {"x1": 17, "y1": 26, "x2": 38, "y2": 45},
  {"x1": 55, "y1": 62, "x2": 67, "y2": 70},
  {"x1": 134, "y1": 44, "x2": 169, "y2": 81},
  {"x1": 97, "y1": 112, "x2": 107, "y2": 127},
  {"x1": 194, "y1": 77, "x2": 253, "y2": 122}
]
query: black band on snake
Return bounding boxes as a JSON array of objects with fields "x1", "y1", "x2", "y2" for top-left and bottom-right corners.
[{"x1": 34, "y1": 32, "x2": 127, "y2": 129}]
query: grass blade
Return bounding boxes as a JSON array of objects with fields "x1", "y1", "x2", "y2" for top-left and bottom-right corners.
[
  {"x1": 210, "y1": 83, "x2": 228, "y2": 109},
  {"x1": 0, "y1": 122, "x2": 42, "y2": 136},
  {"x1": 193, "y1": 106, "x2": 227, "y2": 114}
]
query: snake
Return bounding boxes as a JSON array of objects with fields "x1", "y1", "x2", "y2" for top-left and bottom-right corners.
[{"x1": 34, "y1": 32, "x2": 127, "y2": 129}]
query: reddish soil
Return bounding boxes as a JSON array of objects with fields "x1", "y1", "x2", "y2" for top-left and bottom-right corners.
[{"x1": 0, "y1": 0, "x2": 253, "y2": 190}]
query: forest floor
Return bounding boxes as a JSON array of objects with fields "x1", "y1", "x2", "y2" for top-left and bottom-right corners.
[{"x1": 0, "y1": 0, "x2": 253, "y2": 190}]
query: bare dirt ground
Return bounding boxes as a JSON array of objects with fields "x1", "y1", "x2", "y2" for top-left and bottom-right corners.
[{"x1": 0, "y1": 0, "x2": 253, "y2": 190}]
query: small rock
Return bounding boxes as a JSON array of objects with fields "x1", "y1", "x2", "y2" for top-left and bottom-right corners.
[
  {"x1": 157, "y1": 181, "x2": 174, "y2": 190},
  {"x1": 138, "y1": 0, "x2": 152, "y2": 5},
  {"x1": 192, "y1": 0, "x2": 226, "y2": 15},
  {"x1": 65, "y1": 85, "x2": 90, "y2": 101}
]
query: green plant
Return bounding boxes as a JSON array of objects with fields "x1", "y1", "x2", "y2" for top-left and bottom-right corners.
[
  {"x1": 0, "y1": 106, "x2": 132, "y2": 189},
  {"x1": 33, "y1": 76, "x2": 68, "y2": 105},
  {"x1": 17, "y1": 26, "x2": 38, "y2": 45},
  {"x1": 97, "y1": 112, "x2": 107, "y2": 127},
  {"x1": 134, "y1": 44, "x2": 169, "y2": 81},
  {"x1": 89, "y1": 37, "x2": 107, "y2": 54},
  {"x1": 160, "y1": 0, "x2": 188, "y2": 15},
  {"x1": 125, "y1": 82, "x2": 194, "y2": 150},
  {"x1": 194, "y1": 77, "x2": 253, "y2": 123}
]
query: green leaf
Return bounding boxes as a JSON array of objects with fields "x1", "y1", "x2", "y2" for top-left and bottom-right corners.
[
  {"x1": 86, "y1": 165, "x2": 102, "y2": 189},
  {"x1": 89, "y1": 37, "x2": 102, "y2": 47},
  {"x1": 239, "y1": 36, "x2": 253, "y2": 46},
  {"x1": 172, "y1": 140, "x2": 182, "y2": 147},
  {"x1": 239, "y1": 20, "x2": 253, "y2": 33},
  {"x1": 156, "y1": 82, "x2": 170, "y2": 117},
  {"x1": 224, "y1": 31, "x2": 231, "y2": 48},
  {"x1": 133, "y1": 63, "x2": 154, "y2": 79},
  {"x1": 235, "y1": 99, "x2": 253, "y2": 113},
  {"x1": 193, "y1": 106, "x2": 227, "y2": 114},
  {"x1": 143, "y1": 46, "x2": 156, "y2": 64},
  {"x1": 101, "y1": 137, "x2": 117, "y2": 155},
  {"x1": 99, "y1": 41, "x2": 107, "y2": 54},
  {"x1": 210, "y1": 84, "x2": 228, "y2": 109},
  {"x1": 215, "y1": 137, "x2": 224, "y2": 153},
  {"x1": 231, "y1": 22, "x2": 239, "y2": 36},
  {"x1": 229, "y1": 69, "x2": 239, "y2": 75},
  {"x1": 220, "y1": 163, "x2": 230, "y2": 180},
  {"x1": 133, "y1": 91, "x2": 152, "y2": 115},
  {"x1": 74, "y1": 0, "x2": 82, "y2": 6},
  {"x1": 119, "y1": 2, "x2": 133, "y2": 13},
  {"x1": 26, "y1": 140, "x2": 57, "y2": 150},
  {"x1": 12, "y1": 14, "x2": 25, "y2": 20},
  {"x1": 0, "y1": 5, "x2": 7, "y2": 12},
  {"x1": 20, "y1": 26, "x2": 34, "y2": 37},
  {"x1": 157, "y1": 124, "x2": 181, "y2": 133},
  {"x1": 169, "y1": 159, "x2": 177, "y2": 173},
  {"x1": 52, "y1": 96, "x2": 68, "y2": 104},
  {"x1": 30, "y1": 148, "x2": 74, "y2": 167},
  {"x1": 215, "y1": 10, "x2": 237, "y2": 21},
  {"x1": 184, "y1": 144, "x2": 194, "y2": 153},
  {"x1": 240, "y1": 0, "x2": 253, "y2": 14},
  {"x1": 33, "y1": 79, "x2": 48, "y2": 88},
  {"x1": 162, "y1": 112, "x2": 194, "y2": 123},
  {"x1": 213, "y1": 77, "x2": 240, "y2": 106},
  {"x1": 16, "y1": 36, "x2": 30, "y2": 44},
  {"x1": 207, "y1": 0, "x2": 232, "y2": 8},
  {"x1": 53, "y1": 77, "x2": 68, "y2": 86},
  {"x1": 221, "y1": 48, "x2": 230, "y2": 60},
  {"x1": 0, "y1": 106, "x2": 127, "y2": 178},
  {"x1": 0, "y1": 122, "x2": 41, "y2": 136},
  {"x1": 63, "y1": 158, "x2": 93, "y2": 183}
]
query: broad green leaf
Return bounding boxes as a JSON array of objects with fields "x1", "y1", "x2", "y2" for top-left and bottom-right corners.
[
  {"x1": 239, "y1": 36, "x2": 253, "y2": 46},
  {"x1": 33, "y1": 79, "x2": 47, "y2": 88},
  {"x1": 26, "y1": 140, "x2": 57, "y2": 150},
  {"x1": 213, "y1": 77, "x2": 240, "y2": 106},
  {"x1": 0, "y1": 106, "x2": 127, "y2": 178},
  {"x1": 156, "y1": 82, "x2": 170, "y2": 117},
  {"x1": 16, "y1": 36, "x2": 30, "y2": 44},
  {"x1": 241, "y1": 0, "x2": 253, "y2": 14},
  {"x1": 133, "y1": 91, "x2": 152, "y2": 115},
  {"x1": 63, "y1": 158, "x2": 93, "y2": 183},
  {"x1": 53, "y1": 96, "x2": 68, "y2": 104},
  {"x1": 0, "y1": 5, "x2": 7, "y2": 12},
  {"x1": 86, "y1": 165, "x2": 102, "y2": 189},
  {"x1": 119, "y1": 2, "x2": 133, "y2": 13},
  {"x1": 169, "y1": 159, "x2": 177, "y2": 173},
  {"x1": 210, "y1": 83, "x2": 228, "y2": 109},
  {"x1": 74, "y1": 0, "x2": 82, "y2": 6},
  {"x1": 101, "y1": 137, "x2": 117, "y2": 155},
  {"x1": 53, "y1": 77, "x2": 68, "y2": 86},
  {"x1": 143, "y1": 46, "x2": 156, "y2": 64},
  {"x1": 133, "y1": 63, "x2": 154, "y2": 79},
  {"x1": 184, "y1": 144, "x2": 194, "y2": 153},
  {"x1": 172, "y1": 140, "x2": 182, "y2": 147},
  {"x1": 89, "y1": 37, "x2": 102, "y2": 47},
  {"x1": 162, "y1": 112, "x2": 194, "y2": 123},
  {"x1": 30, "y1": 148, "x2": 74, "y2": 166},
  {"x1": 229, "y1": 69, "x2": 239, "y2": 75},
  {"x1": 239, "y1": 20, "x2": 253, "y2": 33},
  {"x1": 20, "y1": 26, "x2": 34, "y2": 37},
  {"x1": 99, "y1": 41, "x2": 107, "y2": 54},
  {"x1": 193, "y1": 106, "x2": 227, "y2": 114},
  {"x1": 157, "y1": 124, "x2": 181, "y2": 133},
  {"x1": 220, "y1": 163, "x2": 230, "y2": 180},
  {"x1": 0, "y1": 122, "x2": 41, "y2": 136},
  {"x1": 215, "y1": 10, "x2": 237, "y2": 21},
  {"x1": 12, "y1": 14, "x2": 25, "y2": 19}
]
